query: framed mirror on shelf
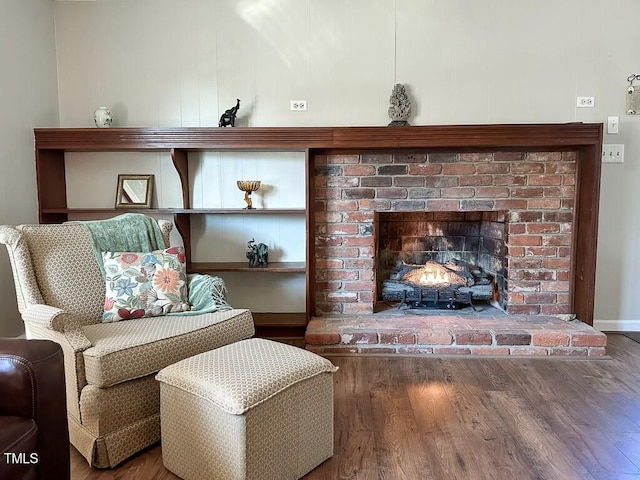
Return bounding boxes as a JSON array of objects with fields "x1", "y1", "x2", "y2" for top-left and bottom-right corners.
[{"x1": 115, "y1": 174, "x2": 154, "y2": 208}]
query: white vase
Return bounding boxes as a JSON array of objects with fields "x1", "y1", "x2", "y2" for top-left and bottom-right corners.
[{"x1": 94, "y1": 107, "x2": 113, "y2": 128}]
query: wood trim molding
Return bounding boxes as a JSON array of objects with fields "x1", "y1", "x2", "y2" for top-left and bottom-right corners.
[{"x1": 35, "y1": 123, "x2": 601, "y2": 151}]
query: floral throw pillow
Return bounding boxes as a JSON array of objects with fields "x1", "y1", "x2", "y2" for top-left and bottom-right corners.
[{"x1": 102, "y1": 246, "x2": 191, "y2": 322}]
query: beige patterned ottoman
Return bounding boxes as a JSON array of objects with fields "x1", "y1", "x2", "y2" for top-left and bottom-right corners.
[{"x1": 156, "y1": 338, "x2": 338, "y2": 480}]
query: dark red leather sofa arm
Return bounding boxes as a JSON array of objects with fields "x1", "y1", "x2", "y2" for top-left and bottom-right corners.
[{"x1": 0, "y1": 339, "x2": 70, "y2": 480}]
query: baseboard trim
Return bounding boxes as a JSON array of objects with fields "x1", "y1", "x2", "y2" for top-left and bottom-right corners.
[{"x1": 593, "y1": 319, "x2": 640, "y2": 332}]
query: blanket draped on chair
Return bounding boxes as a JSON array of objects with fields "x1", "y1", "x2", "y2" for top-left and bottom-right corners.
[
  {"x1": 72, "y1": 213, "x2": 230, "y2": 315},
  {"x1": 79, "y1": 213, "x2": 166, "y2": 276}
]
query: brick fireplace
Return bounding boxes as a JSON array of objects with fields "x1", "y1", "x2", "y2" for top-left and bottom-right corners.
[
  {"x1": 304, "y1": 123, "x2": 607, "y2": 356},
  {"x1": 313, "y1": 150, "x2": 576, "y2": 316}
]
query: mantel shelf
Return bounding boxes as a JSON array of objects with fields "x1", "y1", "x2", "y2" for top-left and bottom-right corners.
[{"x1": 35, "y1": 124, "x2": 602, "y2": 151}]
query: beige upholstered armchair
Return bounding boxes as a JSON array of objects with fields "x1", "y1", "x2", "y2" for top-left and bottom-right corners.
[{"x1": 0, "y1": 218, "x2": 254, "y2": 468}]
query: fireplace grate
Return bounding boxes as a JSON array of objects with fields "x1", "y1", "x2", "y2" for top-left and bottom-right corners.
[{"x1": 399, "y1": 287, "x2": 474, "y2": 310}]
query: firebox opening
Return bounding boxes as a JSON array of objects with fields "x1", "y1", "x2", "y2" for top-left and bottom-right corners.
[{"x1": 375, "y1": 211, "x2": 509, "y2": 313}]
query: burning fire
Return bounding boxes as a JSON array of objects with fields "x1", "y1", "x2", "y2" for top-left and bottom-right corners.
[
  {"x1": 419, "y1": 267, "x2": 448, "y2": 286},
  {"x1": 400, "y1": 260, "x2": 460, "y2": 287}
]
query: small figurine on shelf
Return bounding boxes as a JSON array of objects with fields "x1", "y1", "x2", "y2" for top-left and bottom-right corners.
[
  {"x1": 94, "y1": 106, "x2": 113, "y2": 128},
  {"x1": 237, "y1": 180, "x2": 261, "y2": 209},
  {"x1": 387, "y1": 84, "x2": 411, "y2": 126},
  {"x1": 219, "y1": 99, "x2": 240, "y2": 127},
  {"x1": 246, "y1": 239, "x2": 269, "y2": 267}
]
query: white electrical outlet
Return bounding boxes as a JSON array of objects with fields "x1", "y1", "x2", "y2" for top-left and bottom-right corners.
[
  {"x1": 290, "y1": 100, "x2": 307, "y2": 111},
  {"x1": 602, "y1": 144, "x2": 624, "y2": 163},
  {"x1": 577, "y1": 96, "x2": 595, "y2": 107}
]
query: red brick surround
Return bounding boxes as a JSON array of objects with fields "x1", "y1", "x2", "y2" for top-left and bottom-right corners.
[{"x1": 314, "y1": 150, "x2": 577, "y2": 316}]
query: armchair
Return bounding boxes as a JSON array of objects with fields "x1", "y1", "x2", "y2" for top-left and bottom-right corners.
[
  {"x1": 0, "y1": 218, "x2": 254, "y2": 468},
  {"x1": 0, "y1": 338, "x2": 70, "y2": 480}
]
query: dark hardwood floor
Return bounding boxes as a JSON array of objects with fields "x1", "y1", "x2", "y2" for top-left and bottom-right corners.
[
  {"x1": 70, "y1": 333, "x2": 640, "y2": 480},
  {"x1": 624, "y1": 332, "x2": 640, "y2": 344}
]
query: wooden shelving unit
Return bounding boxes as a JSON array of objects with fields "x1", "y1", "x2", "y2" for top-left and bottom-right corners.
[
  {"x1": 34, "y1": 124, "x2": 603, "y2": 326},
  {"x1": 35, "y1": 127, "x2": 312, "y2": 338}
]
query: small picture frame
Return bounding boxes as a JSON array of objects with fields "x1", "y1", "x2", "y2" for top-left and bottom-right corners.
[{"x1": 115, "y1": 174, "x2": 154, "y2": 209}]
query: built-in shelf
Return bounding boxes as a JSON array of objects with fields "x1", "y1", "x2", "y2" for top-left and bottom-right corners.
[
  {"x1": 44, "y1": 208, "x2": 176, "y2": 215},
  {"x1": 46, "y1": 208, "x2": 305, "y2": 215},
  {"x1": 181, "y1": 209, "x2": 304, "y2": 214},
  {"x1": 188, "y1": 261, "x2": 305, "y2": 273},
  {"x1": 34, "y1": 124, "x2": 604, "y2": 325},
  {"x1": 252, "y1": 312, "x2": 307, "y2": 327},
  {"x1": 252, "y1": 312, "x2": 307, "y2": 340}
]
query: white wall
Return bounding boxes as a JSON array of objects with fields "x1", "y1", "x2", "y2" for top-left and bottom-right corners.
[
  {"x1": 52, "y1": 0, "x2": 640, "y2": 329},
  {"x1": 0, "y1": 0, "x2": 59, "y2": 336}
]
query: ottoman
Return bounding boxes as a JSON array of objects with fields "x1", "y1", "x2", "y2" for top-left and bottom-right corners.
[{"x1": 156, "y1": 338, "x2": 338, "y2": 480}]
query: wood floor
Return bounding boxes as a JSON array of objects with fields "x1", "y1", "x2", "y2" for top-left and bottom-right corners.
[
  {"x1": 624, "y1": 332, "x2": 640, "y2": 344},
  {"x1": 70, "y1": 333, "x2": 640, "y2": 480}
]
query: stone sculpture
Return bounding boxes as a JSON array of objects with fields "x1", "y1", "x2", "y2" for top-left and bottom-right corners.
[{"x1": 387, "y1": 84, "x2": 411, "y2": 126}]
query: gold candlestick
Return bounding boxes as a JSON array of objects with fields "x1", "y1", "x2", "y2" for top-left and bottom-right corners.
[{"x1": 236, "y1": 180, "x2": 261, "y2": 209}]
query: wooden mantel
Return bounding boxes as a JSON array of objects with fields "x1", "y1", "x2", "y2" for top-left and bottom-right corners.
[
  {"x1": 34, "y1": 123, "x2": 603, "y2": 324},
  {"x1": 36, "y1": 123, "x2": 601, "y2": 150}
]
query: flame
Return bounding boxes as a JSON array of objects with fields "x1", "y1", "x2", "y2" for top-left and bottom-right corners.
[
  {"x1": 419, "y1": 268, "x2": 448, "y2": 286},
  {"x1": 399, "y1": 260, "x2": 463, "y2": 287}
]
